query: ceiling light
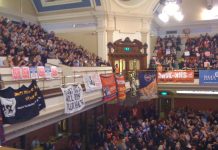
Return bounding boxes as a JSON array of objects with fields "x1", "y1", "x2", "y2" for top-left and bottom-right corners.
[
  {"x1": 158, "y1": 12, "x2": 169, "y2": 23},
  {"x1": 163, "y1": 2, "x2": 180, "y2": 16},
  {"x1": 174, "y1": 11, "x2": 184, "y2": 21}
]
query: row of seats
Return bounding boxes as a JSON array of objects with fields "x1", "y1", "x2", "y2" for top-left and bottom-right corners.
[{"x1": 0, "y1": 16, "x2": 110, "y2": 67}]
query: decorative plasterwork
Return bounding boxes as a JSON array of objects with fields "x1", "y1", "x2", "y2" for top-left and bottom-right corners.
[{"x1": 32, "y1": 0, "x2": 101, "y2": 12}]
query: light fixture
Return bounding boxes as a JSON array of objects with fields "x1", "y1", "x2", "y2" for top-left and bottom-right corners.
[
  {"x1": 174, "y1": 11, "x2": 184, "y2": 21},
  {"x1": 158, "y1": 0, "x2": 184, "y2": 23},
  {"x1": 176, "y1": 90, "x2": 218, "y2": 95},
  {"x1": 158, "y1": 12, "x2": 169, "y2": 23},
  {"x1": 162, "y1": 1, "x2": 179, "y2": 16}
]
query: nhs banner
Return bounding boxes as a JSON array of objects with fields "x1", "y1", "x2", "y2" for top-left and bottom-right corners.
[{"x1": 199, "y1": 70, "x2": 218, "y2": 85}]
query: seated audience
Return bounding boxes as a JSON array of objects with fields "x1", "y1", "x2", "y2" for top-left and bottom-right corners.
[{"x1": 0, "y1": 16, "x2": 110, "y2": 67}]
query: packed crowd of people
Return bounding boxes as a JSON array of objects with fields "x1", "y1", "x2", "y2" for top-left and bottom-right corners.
[
  {"x1": 183, "y1": 33, "x2": 218, "y2": 70},
  {"x1": 0, "y1": 16, "x2": 110, "y2": 67},
  {"x1": 152, "y1": 33, "x2": 218, "y2": 71},
  {"x1": 151, "y1": 35, "x2": 182, "y2": 70},
  {"x1": 93, "y1": 106, "x2": 218, "y2": 150}
]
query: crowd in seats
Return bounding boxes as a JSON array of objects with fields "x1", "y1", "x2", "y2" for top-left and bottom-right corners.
[
  {"x1": 183, "y1": 33, "x2": 218, "y2": 70},
  {"x1": 152, "y1": 35, "x2": 182, "y2": 70},
  {"x1": 0, "y1": 16, "x2": 110, "y2": 67},
  {"x1": 152, "y1": 33, "x2": 218, "y2": 71},
  {"x1": 93, "y1": 107, "x2": 218, "y2": 150}
]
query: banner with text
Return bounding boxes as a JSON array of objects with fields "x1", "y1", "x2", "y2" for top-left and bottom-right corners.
[
  {"x1": 157, "y1": 70, "x2": 194, "y2": 82},
  {"x1": 199, "y1": 70, "x2": 218, "y2": 85},
  {"x1": 0, "y1": 80, "x2": 46, "y2": 124},
  {"x1": 100, "y1": 74, "x2": 117, "y2": 101},
  {"x1": 61, "y1": 85, "x2": 85, "y2": 114},
  {"x1": 83, "y1": 73, "x2": 102, "y2": 92},
  {"x1": 138, "y1": 71, "x2": 157, "y2": 100},
  {"x1": 115, "y1": 75, "x2": 126, "y2": 101}
]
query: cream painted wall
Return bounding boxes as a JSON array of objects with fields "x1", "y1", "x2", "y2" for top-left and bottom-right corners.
[
  {"x1": 0, "y1": 0, "x2": 36, "y2": 21},
  {"x1": 56, "y1": 32, "x2": 98, "y2": 55}
]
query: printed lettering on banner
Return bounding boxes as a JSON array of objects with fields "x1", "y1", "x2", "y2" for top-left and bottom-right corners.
[{"x1": 61, "y1": 85, "x2": 85, "y2": 114}]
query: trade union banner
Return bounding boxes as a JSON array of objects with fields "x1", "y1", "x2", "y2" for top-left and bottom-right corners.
[
  {"x1": 100, "y1": 74, "x2": 117, "y2": 101},
  {"x1": 138, "y1": 71, "x2": 157, "y2": 100},
  {"x1": 83, "y1": 73, "x2": 102, "y2": 92},
  {"x1": 115, "y1": 75, "x2": 126, "y2": 101},
  {"x1": 157, "y1": 70, "x2": 194, "y2": 82},
  {"x1": 0, "y1": 80, "x2": 46, "y2": 124},
  {"x1": 199, "y1": 70, "x2": 218, "y2": 85},
  {"x1": 61, "y1": 84, "x2": 85, "y2": 114}
]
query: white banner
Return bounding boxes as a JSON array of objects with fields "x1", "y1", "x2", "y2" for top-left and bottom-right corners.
[
  {"x1": 83, "y1": 73, "x2": 102, "y2": 92},
  {"x1": 61, "y1": 85, "x2": 85, "y2": 114}
]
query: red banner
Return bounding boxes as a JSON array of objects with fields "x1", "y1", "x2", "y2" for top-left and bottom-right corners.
[
  {"x1": 157, "y1": 70, "x2": 194, "y2": 82},
  {"x1": 115, "y1": 75, "x2": 126, "y2": 101},
  {"x1": 21, "y1": 67, "x2": 30, "y2": 79},
  {"x1": 12, "y1": 67, "x2": 21, "y2": 80},
  {"x1": 100, "y1": 74, "x2": 117, "y2": 101}
]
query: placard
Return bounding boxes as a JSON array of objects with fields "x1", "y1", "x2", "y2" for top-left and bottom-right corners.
[
  {"x1": 45, "y1": 66, "x2": 51, "y2": 79},
  {"x1": 37, "y1": 66, "x2": 45, "y2": 78},
  {"x1": 51, "y1": 66, "x2": 58, "y2": 78},
  {"x1": 12, "y1": 67, "x2": 21, "y2": 80},
  {"x1": 21, "y1": 67, "x2": 30, "y2": 80},
  {"x1": 30, "y1": 67, "x2": 38, "y2": 79}
]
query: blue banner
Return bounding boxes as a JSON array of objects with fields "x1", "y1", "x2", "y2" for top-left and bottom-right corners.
[
  {"x1": 199, "y1": 70, "x2": 218, "y2": 85},
  {"x1": 138, "y1": 71, "x2": 157, "y2": 100}
]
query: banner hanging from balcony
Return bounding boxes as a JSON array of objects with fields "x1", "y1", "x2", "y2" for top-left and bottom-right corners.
[
  {"x1": 83, "y1": 73, "x2": 102, "y2": 92},
  {"x1": 115, "y1": 75, "x2": 126, "y2": 101},
  {"x1": 100, "y1": 74, "x2": 117, "y2": 101},
  {"x1": 199, "y1": 70, "x2": 218, "y2": 85},
  {"x1": 157, "y1": 70, "x2": 194, "y2": 82},
  {"x1": 61, "y1": 84, "x2": 85, "y2": 114},
  {"x1": 138, "y1": 71, "x2": 157, "y2": 100},
  {"x1": 0, "y1": 80, "x2": 46, "y2": 124}
]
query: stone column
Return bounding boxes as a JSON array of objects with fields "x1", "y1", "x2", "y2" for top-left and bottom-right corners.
[{"x1": 97, "y1": 30, "x2": 108, "y2": 61}]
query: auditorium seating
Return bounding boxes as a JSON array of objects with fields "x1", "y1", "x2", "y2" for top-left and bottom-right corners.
[{"x1": 0, "y1": 16, "x2": 110, "y2": 67}]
